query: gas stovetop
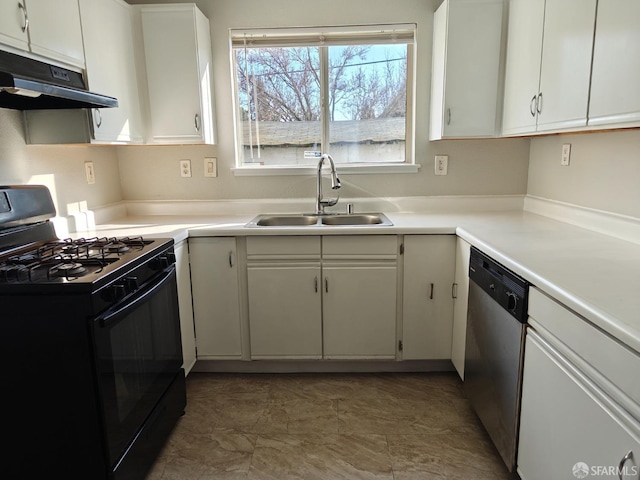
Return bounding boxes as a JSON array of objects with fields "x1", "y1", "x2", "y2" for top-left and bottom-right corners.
[
  {"x1": 0, "y1": 236, "x2": 153, "y2": 283},
  {"x1": 0, "y1": 235, "x2": 173, "y2": 292}
]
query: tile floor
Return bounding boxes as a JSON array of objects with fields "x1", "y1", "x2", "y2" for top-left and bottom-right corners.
[{"x1": 146, "y1": 372, "x2": 512, "y2": 480}]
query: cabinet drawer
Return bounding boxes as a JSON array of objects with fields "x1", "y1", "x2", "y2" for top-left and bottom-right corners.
[
  {"x1": 322, "y1": 235, "x2": 398, "y2": 258},
  {"x1": 246, "y1": 236, "x2": 320, "y2": 258},
  {"x1": 529, "y1": 287, "x2": 640, "y2": 408}
]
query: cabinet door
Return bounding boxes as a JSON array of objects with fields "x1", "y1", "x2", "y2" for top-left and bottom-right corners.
[
  {"x1": 140, "y1": 4, "x2": 215, "y2": 144},
  {"x1": 323, "y1": 264, "x2": 397, "y2": 359},
  {"x1": 401, "y1": 235, "x2": 456, "y2": 360},
  {"x1": 430, "y1": 0, "x2": 504, "y2": 139},
  {"x1": 247, "y1": 265, "x2": 322, "y2": 359},
  {"x1": 589, "y1": 0, "x2": 640, "y2": 127},
  {"x1": 190, "y1": 237, "x2": 242, "y2": 359},
  {"x1": 25, "y1": 0, "x2": 85, "y2": 68},
  {"x1": 518, "y1": 331, "x2": 640, "y2": 480},
  {"x1": 0, "y1": 1, "x2": 29, "y2": 51},
  {"x1": 501, "y1": 0, "x2": 545, "y2": 135},
  {"x1": 536, "y1": 0, "x2": 596, "y2": 132},
  {"x1": 174, "y1": 239, "x2": 196, "y2": 374},
  {"x1": 79, "y1": 0, "x2": 143, "y2": 144},
  {"x1": 451, "y1": 237, "x2": 470, "y2": 378}
]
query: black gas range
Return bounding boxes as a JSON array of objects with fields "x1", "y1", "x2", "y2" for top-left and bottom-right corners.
[{"x1": 0, "y1": 185, "x2": 186, "y2": 480}]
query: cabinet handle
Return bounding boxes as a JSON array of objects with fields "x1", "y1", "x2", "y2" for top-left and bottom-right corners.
[
  {"x1": 429, "y1": 283, "x2": 434, "y2": 300},
  {"x1": 452, "y1": 283, "x2": 458, "y2": 299},
  {"x1": 194, "y1": 113, "x2": 201, "y2": 132},
  {"x1": 94, "y1": 109, "x2": 102, "y2": 128},
  {"x1": 618, "y1": 450, "x2": 634, "y2": 480},
  {"x1": 530, "y1": 94, "x2": 537, "y2": 117},
  {"x1": 325, "y1": 278, "x2": 329, "y2": 293},
  {"x1": 314, "y1": 276, "x2": 318, "y2": 293},
  {"x1": 536, "y1": 92, "x2": 543, "y2": 114},
  {"x1": 228, "y1": 251, "x2": 233, "y2": 268},
  {"x1": 19, "y1": 2, "x2": 29, "y2": 33},
  {"x1": 447, "y1": 108, "x2": 451, "y2": 125}
]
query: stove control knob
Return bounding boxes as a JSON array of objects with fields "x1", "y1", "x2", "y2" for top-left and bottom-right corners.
[
  {"x1": 109, "y1": 284, "x2": 127, "y2": 302},
  {"x1": 123, "y1": 276, "x2": 138, "y2": 294},
  {"x1": 155, "y1": 252, "x2": 176, "y2": 269}
]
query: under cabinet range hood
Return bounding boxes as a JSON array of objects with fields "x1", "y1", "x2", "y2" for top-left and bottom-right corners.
[{"x1": 0, "y1": 50, "x2": 117, "y2": 110}]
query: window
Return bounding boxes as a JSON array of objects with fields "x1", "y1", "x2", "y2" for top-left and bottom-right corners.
[{"x1": 231, "y1": 25, "x2": 415, "y2": 169}]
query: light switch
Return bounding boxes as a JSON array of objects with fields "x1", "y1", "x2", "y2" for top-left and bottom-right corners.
[
  {"x1": 204, "y1": 157, "x2": 217, "y2": 177},
  {"x1": 85, "y1": 161, "x2": 95, "y2": 184}
]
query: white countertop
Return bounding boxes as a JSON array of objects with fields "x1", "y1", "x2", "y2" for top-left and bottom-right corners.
[{"x1": 84, "y1": 210, "x2": 640, "y2": 355}]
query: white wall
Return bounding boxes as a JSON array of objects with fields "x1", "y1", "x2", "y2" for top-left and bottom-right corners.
[
  {"x1": 119, "y1": 0, "x2": 531, "y2": 202},
  {"x1": 527, "y1": 130, "x2": 640, "y2": 219},
  {"x1": 0, "y1": 109, "x2": 123, "y2": 217},
  {"x1": 7, "y1": 0, "x2": 636, "y2": 219}
]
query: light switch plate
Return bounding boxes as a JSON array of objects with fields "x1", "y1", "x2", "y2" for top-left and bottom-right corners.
[
  {"x1": 85, "y1": 161, "x2": 95, "y2": 184},
  {"x1": 204, "y1": 157, "x2": 217, "y2": 177}
]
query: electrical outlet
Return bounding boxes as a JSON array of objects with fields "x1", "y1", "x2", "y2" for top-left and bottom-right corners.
[
  {"x1": 84, "y1": 161, "x2": 95, "y2": 184},
  {"x1": 561, "y1": 144, "x2": 571, "y2": 166},
  {"x1": 435, "y1": 155, "x2": 448, "y2": 175},
  {"x1": 180, "y1": 159, "x2": 192, "y2": 178},
  {"x1": 204, "y1": 157, "x2": 217, "y2": 177}
]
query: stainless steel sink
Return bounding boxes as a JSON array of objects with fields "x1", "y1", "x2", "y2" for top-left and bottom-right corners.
[
  {"x1": 320, "y1": 213, "x2": 391, "y2": 226},
  {"x1": 252, "y1": 214, "x2": 319, "y2": 227},
  {"x1": 246, "y1": 213, "x2": 393, "y2": 227}
]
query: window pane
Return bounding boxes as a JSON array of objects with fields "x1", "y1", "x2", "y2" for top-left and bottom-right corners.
[
  {"x1": 328, "y1": 44, "x2": 407, "y2": 164},
  {"x1": 235, "y1": 46, "x2": 321, "y2": 166}
]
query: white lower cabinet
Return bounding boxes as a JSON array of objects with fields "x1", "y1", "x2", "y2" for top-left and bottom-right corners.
[
  {"x1": 451, "y1": 237, "x2": 470, "y2": 378},
  {"x1": 190, "y1": 237, "x2": 242, "y2": 359},
  {"x1": 323, "y1": 264, "x2": 397, "y2": 359},
  {"x1": 245, "y1": 235, "x2": 397, "y2": 360},
  {"x1": 518, "y1": 289, "x2": 640, "y2": 480},
  {"x1": 401, "y1": 235, "x2": 456, "y2": 360},
  {"x1": 247, "y1": 264, "x2": 322, "y2": 359},
  {"x1": 174, "y1": 239, "x2": 196, "y2": 374},
  {"x1": 192, "y1": 234, "x2": 458, "y2": 363}
]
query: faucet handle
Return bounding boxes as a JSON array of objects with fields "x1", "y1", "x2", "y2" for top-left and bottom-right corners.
[{"x1": 322, "y1": 195, "x2": 339, "y2": 208}]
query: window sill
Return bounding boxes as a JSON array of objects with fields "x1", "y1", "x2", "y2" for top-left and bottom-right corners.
[{"x1": 232, "y1": 163, "x2": 420, "y2": 176}]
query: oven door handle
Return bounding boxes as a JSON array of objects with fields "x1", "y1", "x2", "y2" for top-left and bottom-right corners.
[{"x1": 97, "y1": 266, "x2": 176, "y2": 329}]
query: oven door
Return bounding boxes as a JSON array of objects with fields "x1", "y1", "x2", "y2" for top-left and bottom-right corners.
[{"x1": 92, "y1": 265, "x2": 183, "y2": 469}]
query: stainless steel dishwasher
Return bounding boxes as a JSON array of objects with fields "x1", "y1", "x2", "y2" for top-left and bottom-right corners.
[{"x1": 464, "y1": 247, "x2": 530, "y2": 473}]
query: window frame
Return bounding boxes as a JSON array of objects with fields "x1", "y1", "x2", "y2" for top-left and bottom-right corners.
[{"x1": 229, "y1": 24, "x2": 418, "y2": 175}]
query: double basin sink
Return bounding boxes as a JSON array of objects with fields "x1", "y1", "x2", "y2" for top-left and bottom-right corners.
[{"x1": 246, "y1": 212, "x2": 393, "y2": 228}]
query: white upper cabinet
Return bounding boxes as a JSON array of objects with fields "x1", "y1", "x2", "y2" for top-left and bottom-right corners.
[
  {"x1": 502, "y1": 0, "x2": 596, "y2": 135},
  {"x1": 429, "y1": 0, "x2": 505, "y2": 140},
  {"x1": 501, "y1": 0, "x2": 545, "y2": 135},
  {"x1": 0, "y1": 0, "x2": 86, "y2": 69},
  {"x1": 0, "y1": 2, "x2": 29, "y2": 51},
  {"x1": 79, "y1": 0, "x2": 143, "y2": 144},
  {"x1": 535, "y1": 0, "x2": 596, "y2": 132},
  {"x1": 140, "y1": 4, "x2": 216, "y2": 144},
  {"x1": 588, "y1": 0, "x2": 640, "y2": 128}
]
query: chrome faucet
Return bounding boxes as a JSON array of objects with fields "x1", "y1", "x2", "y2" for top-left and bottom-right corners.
[{"x1": 315, "y1": 153, "x2": 341, "y2": 214}]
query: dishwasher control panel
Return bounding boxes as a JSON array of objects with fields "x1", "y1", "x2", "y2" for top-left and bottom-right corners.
[{"x1": 469, "y1": 247, "x2": 530, "y2": 322}]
